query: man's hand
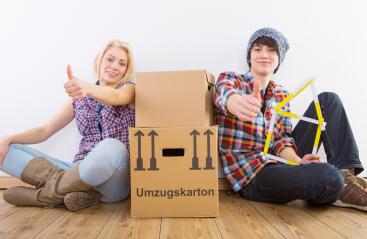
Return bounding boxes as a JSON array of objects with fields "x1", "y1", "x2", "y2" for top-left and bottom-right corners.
[
  {"x1": 300, "y1": 154, "x2": 321, "y2": 164},
  {"x1": 227, "y1": 80, "x2": 261, "y2": 121}
]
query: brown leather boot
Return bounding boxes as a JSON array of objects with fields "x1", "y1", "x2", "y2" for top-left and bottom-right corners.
[
  {"x1": 340, "y1": 169, "x2": 367, "y2": 189},
  {"x1": 4, "y1": 162, "x2": 100, "y2": 211},
  {"x1": 20, "y1": 157, "x2": 63, "y2": 188},
  {"x1": 4, "y1": 185, "x2": 101, "y2": 211},
  {"x1": 333, "y1": 169, "x2": 367, "y2": 211},
  {"x1": 333, "y1": 182, "x2": 367, "y2": 211},
  {"x1": 3, "y1": 168, "x2": 66, "y2": 208},
  {"x1": 3, "y1": 186, "x2": 53, "y2": 207},
  {"x1": 64, "y1": 190, "x2": 102, "y2": 212},
  {"x1": 40, "y1": 165, "x2": 101, "y2": 211}
]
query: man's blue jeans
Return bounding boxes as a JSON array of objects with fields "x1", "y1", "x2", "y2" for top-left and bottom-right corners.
[{"x1": 239, "y1": 92, "x2": 363, "y2": 204}]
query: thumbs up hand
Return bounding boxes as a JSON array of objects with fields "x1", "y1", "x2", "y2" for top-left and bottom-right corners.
[
  {"x1": 252, "y1": 80, "x2": 261, "y2": 101},
  {"x1": 64, "y1": 65, "x2": 90, "y2": 100},
  {"x1": 226, "y1": 80, "x2": 262, "y2": 122},
  {"x1": 66, "y1": 64, "x2": 73, "y2": 81}
]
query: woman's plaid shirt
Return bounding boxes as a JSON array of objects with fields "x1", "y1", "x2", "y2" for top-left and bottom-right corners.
[
  {"x1": 73, "y1": 80, "x2": 135, "y2": 162},
  {"x1": 213, "y1": 71, "x2": 297, "y2": 192}
]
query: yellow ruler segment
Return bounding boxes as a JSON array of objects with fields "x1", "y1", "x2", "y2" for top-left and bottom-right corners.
[
  {"x1": 276, "y1": 110, "x2": 298, "y2": 118},
  {"x1": 264, "y1": 131, "x2": 273, "y2": 154}
]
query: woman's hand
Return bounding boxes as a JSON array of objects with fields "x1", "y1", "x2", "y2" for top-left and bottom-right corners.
[
  {"x1": 300, "y1": 154, "x2": 321, "y2": 164},
  {"x1": 0, "y1": 136, "x2": 11, "y2": 167},
  {"x1": 64, "y1": 78, "x2": 91, "y2": 100},
  {"x1": 64, "y1": 65, "x2": 91, "y2": 100}
]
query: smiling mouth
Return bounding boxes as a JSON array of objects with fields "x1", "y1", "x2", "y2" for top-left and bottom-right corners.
[{"x1": 105, "y1": 71, "x2": 118, "y2": 77}]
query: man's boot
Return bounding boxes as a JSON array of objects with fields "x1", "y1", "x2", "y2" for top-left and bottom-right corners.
[
  {"x1": 340, "y1": 168, "x2": 367, "y2": 189},
  {"x1": 332, "y1": 169, "x2": 367, "y2": 211}
]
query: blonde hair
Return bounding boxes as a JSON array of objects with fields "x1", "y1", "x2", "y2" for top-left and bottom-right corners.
[{"x1": 94, "y1": 40, "x2": 134, "y2": 88}]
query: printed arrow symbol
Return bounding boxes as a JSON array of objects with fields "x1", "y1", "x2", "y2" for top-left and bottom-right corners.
[
  {"x1": 148, "y1": 130, "x2": 159, "y2": 171},
  {"x1": 190, "y1": 129, "x2": 201, "y2": 170},
  {"x1": 204, "y1": 129, "x2": 214, "y2": 170},
  {"x1": 134, "y1": 130, "x2": 145, "y2": 171}
]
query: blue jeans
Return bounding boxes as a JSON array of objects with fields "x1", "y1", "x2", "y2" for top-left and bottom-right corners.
[
  {"x1": 1, "y1": 138, "x2": 130, "y2": 203},
  {"x1": 239, "y1": 92, "x2": 363, "y2": 204}
]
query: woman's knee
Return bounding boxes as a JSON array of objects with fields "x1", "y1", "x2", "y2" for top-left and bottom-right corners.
[
  {"x1": 96, "y1": 138, "x2": 129, "y2": 170},
  {"x1": 101, "y1": 189, "x2": 130, "y2": 203}
]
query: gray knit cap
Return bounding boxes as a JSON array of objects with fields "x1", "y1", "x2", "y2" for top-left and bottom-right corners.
[{"x1": 246, "y1": 27, "x2": 289, "y2": 70}]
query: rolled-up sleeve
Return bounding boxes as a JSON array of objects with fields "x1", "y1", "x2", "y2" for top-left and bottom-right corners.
[
  {"x1": 271, "y1": 101, "x2": 297, "y2": 156},
  {"x1": 213, "y1": 72, "x2": 243, "y2": 116}
]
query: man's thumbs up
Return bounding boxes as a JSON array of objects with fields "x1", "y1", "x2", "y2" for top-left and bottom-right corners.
[
  {"x1": 66, "y1": 65, "x2": 73, "y2": 81},
  {"x1": 252, "y1": 80, "x2": 261, "y2": 101}
]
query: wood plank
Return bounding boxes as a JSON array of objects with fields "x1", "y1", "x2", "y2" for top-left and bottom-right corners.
[
  {"x1": 161, "y1": 217, "x2": 222, "y2": 239},
  {"x1": 97, "y1": 199, "x2": 161, "y2": 239},
  {"x1": 1, "y1": 187, "x2": 367, "y2": 238},
  {"x1": 0, "y1": 190, "x2": 22, "y2": 221},
  {"x1": 292, "y1": 200, "x2": 367, "y2": 238},
  {"x1": 0, "y1": 206, "x2": 65, "y2": 239},
  {"x1": 0, "y1": 177, "x2": 31, "y2": 189},
  {"x1": 248, "y1": 199, "x2": 345, "y2": 239},
  {"x1": 0, "y1": 190, "x2": 6, "y2": 204},
  {"x1": 34, "y1": 202, "x2": 118, "y2": 239},
  {"x1": 214, "y1": 191, "x2": 283, "y2": 239}
]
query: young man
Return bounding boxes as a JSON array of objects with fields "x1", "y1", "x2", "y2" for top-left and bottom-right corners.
[{"x1": 213, "y1": 27, "x2": 367, "y2": 210}]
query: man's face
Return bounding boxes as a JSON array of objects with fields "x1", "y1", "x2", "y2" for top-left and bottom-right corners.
[{"x1": 250, "y1": 44, "x2": 279, "y2": 76}]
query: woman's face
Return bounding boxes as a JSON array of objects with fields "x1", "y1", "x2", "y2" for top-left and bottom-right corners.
[
  {"x1": 100, "y1": 46, "x2": 128, "y2": 85},
  {"x1": 250, "y1": 44, "x2": 279, "y2": 76}
]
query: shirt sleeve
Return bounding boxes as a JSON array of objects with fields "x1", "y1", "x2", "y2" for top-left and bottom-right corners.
[
  {"x1": 271, "y1": 101, "x2": 297, "y2": 156},
  {"x1": 117, "y1": 79, "x2": 135, "y2": 89},
  {"x1": 213, "y1": 72, "x2": 243, "y2": 116}
]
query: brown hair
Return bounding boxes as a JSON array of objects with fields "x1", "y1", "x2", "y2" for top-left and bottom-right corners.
[{"x1": 247, "y1": 36, "x2": 280, "y2": 73}]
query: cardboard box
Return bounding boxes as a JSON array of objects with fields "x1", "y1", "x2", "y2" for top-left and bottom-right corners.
[
  {"x1": 129, "y1": 126, "x2": 218, "y2": 218},
  {"x1": 135, "y1": 70, "x2": 215, "y2": 128}
]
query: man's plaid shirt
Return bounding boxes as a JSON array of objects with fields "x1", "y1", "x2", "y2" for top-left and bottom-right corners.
[{"x1": 213, "y1": 71, "x2": 297, "y2": 192}]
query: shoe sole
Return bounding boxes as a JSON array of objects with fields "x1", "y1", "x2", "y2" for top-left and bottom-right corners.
[
  {"x1": 332, "y1": 199, "x2": 367, "y2": 211},
  {"x1": 64, "y1": 192, "x2": 101, "y2": 212}
]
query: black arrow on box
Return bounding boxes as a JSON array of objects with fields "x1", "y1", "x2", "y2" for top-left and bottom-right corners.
[
  {"x1": 148, "y1": 130, "x2": 159, "y2": 171},
  {"x1": 204, "y1": 129, "x2": 215, "y2": 170},
  {"x1": 190, "y1": 129, "x2": 201, "y2": 170},
  {"x1": 134, "y1": 130, "x2": 145, "y2": 171}
]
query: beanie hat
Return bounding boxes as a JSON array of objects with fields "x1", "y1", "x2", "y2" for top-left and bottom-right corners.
[{"x1": 246, "y1": 27, "x2": 289, "y2": 72}]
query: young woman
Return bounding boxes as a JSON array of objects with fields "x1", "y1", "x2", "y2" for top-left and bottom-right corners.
[
  {"x1": 214, "y1": 27, "x2": 367, "y2": 211},
  {"x1": 0, "y1": 40, "x2": 135, "y2": 211}
]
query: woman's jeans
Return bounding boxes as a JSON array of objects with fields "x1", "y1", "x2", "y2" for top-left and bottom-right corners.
[
  {"x1": 1, "y1": 138, "x2": 130, "y2": 203},
  {"x1": 239, "y1": 92, "x2": 363, "y2": 204}
]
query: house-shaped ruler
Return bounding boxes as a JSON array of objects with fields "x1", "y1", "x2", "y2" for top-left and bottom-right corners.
[{"x1": 263, "y1": 79, "x2": 326, "y2": 165}]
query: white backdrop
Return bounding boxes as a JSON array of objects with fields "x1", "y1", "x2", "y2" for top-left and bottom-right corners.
[{"x1": 1, "y1": 0, "x2": 366, "y2": 176}]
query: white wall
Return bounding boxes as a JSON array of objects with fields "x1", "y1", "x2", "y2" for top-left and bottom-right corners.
[{"x1": 1, "y1": 0, "x2": 366, "y2": 176}]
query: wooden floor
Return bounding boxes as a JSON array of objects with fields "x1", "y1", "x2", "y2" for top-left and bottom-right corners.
[{"x1": 1, "y1": 189, "x2": 367, "y2": 239}]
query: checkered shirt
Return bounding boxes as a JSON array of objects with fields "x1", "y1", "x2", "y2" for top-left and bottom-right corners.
[
  {"x1": 73, "y1": 80, "x2": 135, "y2": 161},
  {"x1": 213, "y1": 71, "x2": 297, "y2": 191}
]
